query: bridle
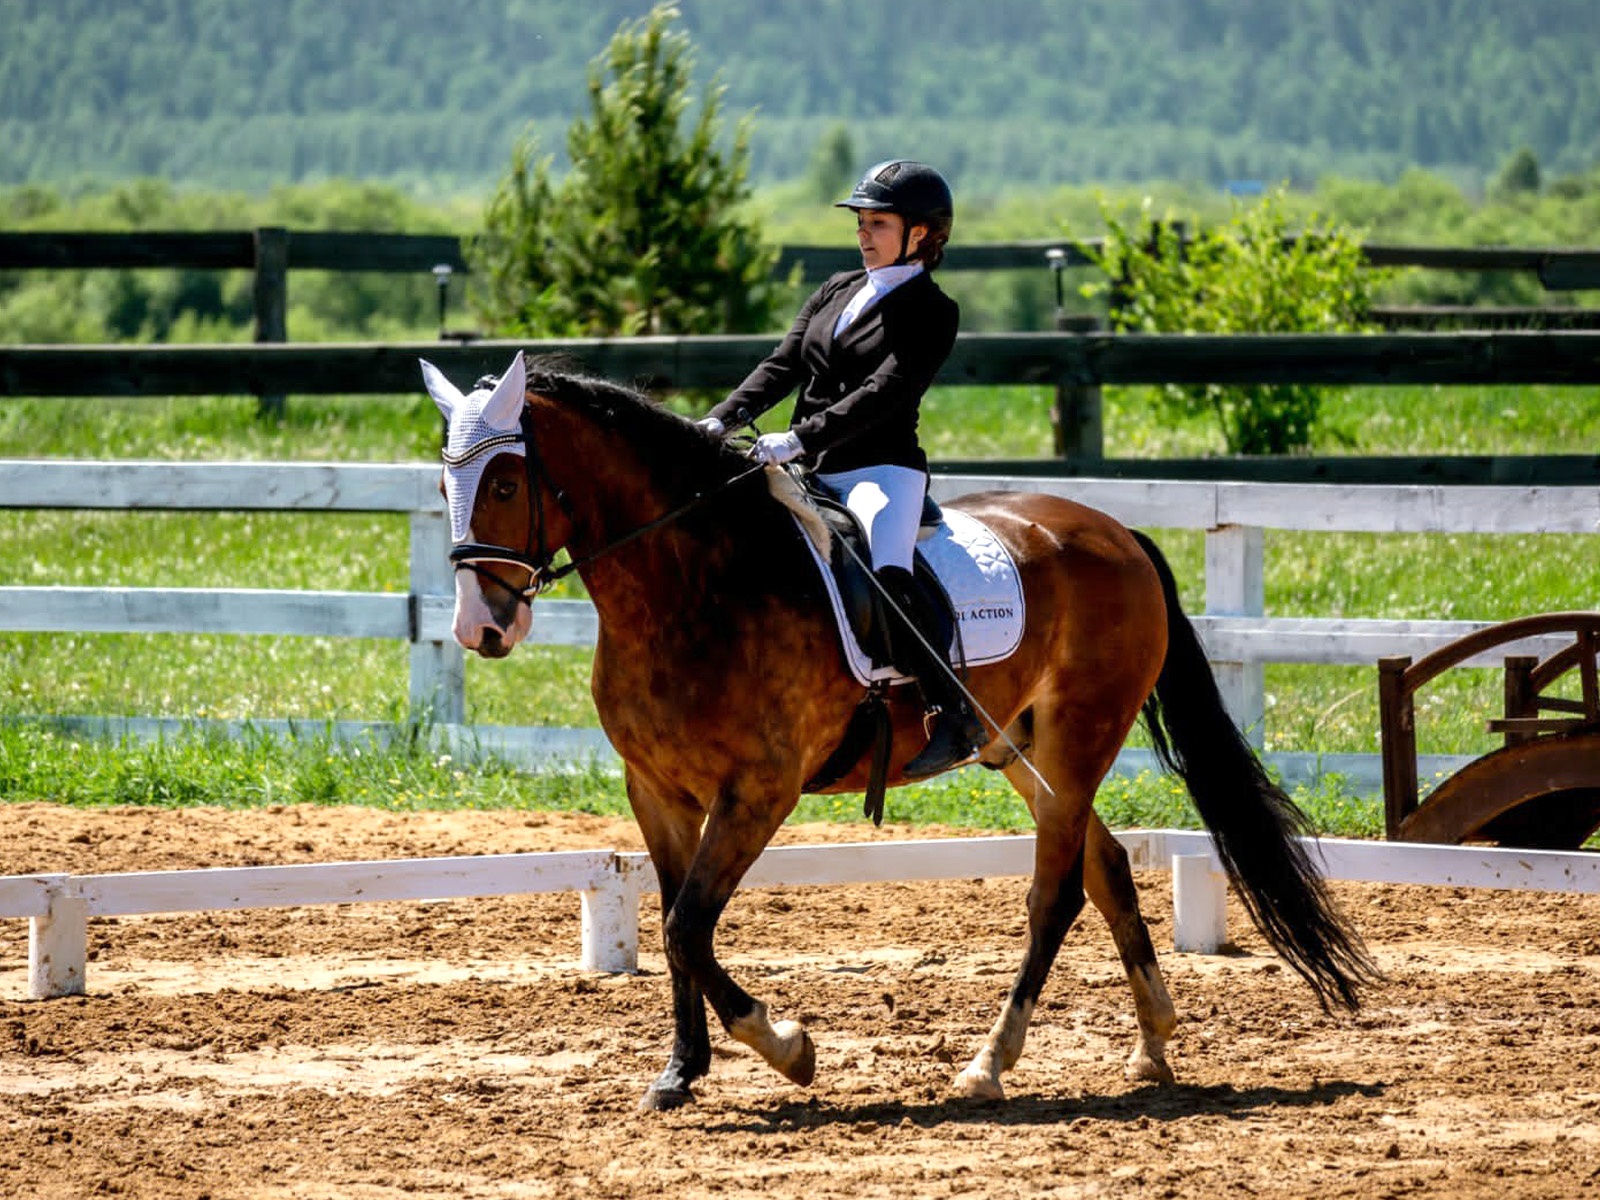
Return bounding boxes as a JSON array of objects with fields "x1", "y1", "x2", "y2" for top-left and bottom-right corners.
[
  {"x1": 447, "y1": 408, "x2": 573, "y2": 603},
  {"x1": 446, "y1": 407, "x2": 765, "y2": 607}
]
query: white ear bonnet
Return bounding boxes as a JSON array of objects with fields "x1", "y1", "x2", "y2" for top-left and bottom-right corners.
[{"x1": 420, "y1": 352, "x2": 527, "y2": 542}]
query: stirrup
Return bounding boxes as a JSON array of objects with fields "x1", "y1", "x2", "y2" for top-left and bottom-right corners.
[{"x1": 902, "y1": 715, "x2": 981, "y2": 779}]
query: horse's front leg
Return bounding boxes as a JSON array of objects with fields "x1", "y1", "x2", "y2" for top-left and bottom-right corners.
[
  {"x1": 663, "y1": 780, "x2": 815, "y2": 1090},
  {"x1": 626, "y1": 772, "x2": 714, "y2": 1112}
]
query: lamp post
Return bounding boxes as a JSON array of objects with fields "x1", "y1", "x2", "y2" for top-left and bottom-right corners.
[
  {"x1": 1046, "y1": 246, "x2": 1067, "y2": 322},
  {"x1": 432, "y1": 264, "x2": 453, "y2": 339}
]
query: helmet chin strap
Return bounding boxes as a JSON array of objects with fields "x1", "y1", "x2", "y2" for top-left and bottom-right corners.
[{"x1": 893, "y1": 219, "x2": 925, "y2": 265}]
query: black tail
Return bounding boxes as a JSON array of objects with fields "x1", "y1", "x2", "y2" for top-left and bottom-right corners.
[{"x1": 1131, "y1": 530, "x2": 1380, "y2": 1011}]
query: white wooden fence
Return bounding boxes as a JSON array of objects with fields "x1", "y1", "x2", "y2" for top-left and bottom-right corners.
[
  {"x1": 1, "y1": 460, "x2": 465, "y2": 719},
  {"x1": 8, "y1": 828, "x2": 1600, "y2": 1000},
  {"x1": 3, "y1": 460, "x2": 1597, "y2": 775}
]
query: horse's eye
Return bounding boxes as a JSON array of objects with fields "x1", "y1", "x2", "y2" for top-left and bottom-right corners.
[{"x1": 491, "y1": 477, "x2": 518, "y2": 501}]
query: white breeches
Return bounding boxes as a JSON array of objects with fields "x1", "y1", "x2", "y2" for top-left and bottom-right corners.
[{"x1": 815, "y1": 464, "x2": 926, "y2": 573}]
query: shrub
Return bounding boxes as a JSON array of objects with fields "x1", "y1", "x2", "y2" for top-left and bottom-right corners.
[{"x1": 1076, "y1": 188, "x2": 1383, "y2": 454}]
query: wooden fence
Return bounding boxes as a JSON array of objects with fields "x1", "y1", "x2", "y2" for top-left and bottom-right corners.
[
  {"x1": 5, "y1": 332, "x2": 1599, "y2": 483},
  {"x1": 2, "y1": 461, "x2": 463, "y2": 721},
  {"x1": 6, "y1": 228, "x2": 1600, "y2": 285},
  {"x1": 3, "y1": 230, "x2": 1598, "y2": 372},
  {"x1": 7, "y1": 227, "x2": 1600, "y2": 470},
  {"x1": 4, "y1": 460, "x2": 1595, "y2": 787},
  {"x1": 8, "y1": 331, "x2": 1600, "y2": 393}
]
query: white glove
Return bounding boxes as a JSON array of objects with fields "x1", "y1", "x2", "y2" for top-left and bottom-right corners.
[
  {"x1": 750, "y1": 430, "x2": 805, "y2": 465},
  {"x1": 695, "y1": 416, "x2": 725, "y2": 438}
]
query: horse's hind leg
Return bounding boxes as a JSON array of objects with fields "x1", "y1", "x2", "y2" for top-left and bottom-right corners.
[
  {"x1": 955, "y1": 704, "x2": 1175, "y2": 1099},
  {"x1": 1084, "y1": 814, "x2": 1176, "y2": 1084},
  {"x1": 990, "y1": 750, "x2": 1176, "y2": 1087},
  {"x1": 953, "y1": 708, "x2": 1095, "y2": 1101}
]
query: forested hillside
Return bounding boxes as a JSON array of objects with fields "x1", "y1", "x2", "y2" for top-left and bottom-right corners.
[{"x1": 2, "y1": 0, "x2": 1597, "y2": 192}]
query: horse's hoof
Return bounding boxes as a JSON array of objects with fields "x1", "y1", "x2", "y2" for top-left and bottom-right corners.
[
  {"x1": 951, "y1": 1068, "x2": 1005, "y2": 1101},
  {"x1": 1126, "y1": 1052, "x2": 1176, "y2": 1087},
  {"x1": 638, "y1": 1084, "x2": 695, "y2": 1112},
  {"x1": 773, "y1": 1020, "x2": 816, "y2": 1087}
]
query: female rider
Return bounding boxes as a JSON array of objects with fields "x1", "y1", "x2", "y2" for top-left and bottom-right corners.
[{"x1": 698, "y1": 159, "x2": 985, "y2": 778}]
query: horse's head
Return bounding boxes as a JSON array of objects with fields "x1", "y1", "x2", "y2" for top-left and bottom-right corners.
[{"x1": 421, "y1": 351, "x2": 575, "y2": 659}]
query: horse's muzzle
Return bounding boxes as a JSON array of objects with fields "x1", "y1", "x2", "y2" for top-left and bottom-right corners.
[{"x1": 473, "y1": 626, "x2": 512, "y2": 659}]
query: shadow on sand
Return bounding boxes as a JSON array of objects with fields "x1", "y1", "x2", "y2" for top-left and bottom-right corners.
[{"x1": 705, "y1": 1078, "x2": 1386, "y2": 1134}]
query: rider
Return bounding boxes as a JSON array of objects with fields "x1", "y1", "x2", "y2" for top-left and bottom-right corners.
[{"x1": 698, "y1": 159, "x2": 986, "y2": 778}]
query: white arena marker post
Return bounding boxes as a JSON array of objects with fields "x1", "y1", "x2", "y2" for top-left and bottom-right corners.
[
  {"x1": 580, "y1": 858, "x2": 643, "y2": 973},
  {"x1": 29, "y1": 885, "x2": 88, "y2": 999},
  {"x1": 1171, "y1": 854, "x2": 1228, "y2": 954}
]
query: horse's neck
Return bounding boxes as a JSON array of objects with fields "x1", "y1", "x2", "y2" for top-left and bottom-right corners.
[{"x1": 547, "y1": 407, "x2": 720, "y2": 635}]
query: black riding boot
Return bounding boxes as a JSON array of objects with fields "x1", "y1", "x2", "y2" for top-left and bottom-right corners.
[{"x1": 876, "y1": 566, "x2": 987, "y2": 779}]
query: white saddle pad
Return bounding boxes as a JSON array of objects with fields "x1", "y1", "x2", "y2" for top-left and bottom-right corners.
[{"x1": 798, "y1": 507, "x2": 1027, "y2": 688}]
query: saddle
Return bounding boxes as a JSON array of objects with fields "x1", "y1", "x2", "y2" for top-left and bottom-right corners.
[
  {"x1": 797, "y1": 474, "x2": 967, "y2": 825},
  {"x1": 803, "y1": 478, "x2": 956, "y2": 670}
]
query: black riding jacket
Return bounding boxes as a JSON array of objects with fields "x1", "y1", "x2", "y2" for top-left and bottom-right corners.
[{"x1": 707, "y1": 269, "x2": 959, "y2": 475}]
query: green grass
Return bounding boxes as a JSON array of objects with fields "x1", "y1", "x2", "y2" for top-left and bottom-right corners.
[
  {"x1": 7, "y1": 377, "x2": 1598, "y2": 466},
  {"x1": 0, "y1": 721, "x2": 590, "y2": 811},
  {"x1": 918, "y1": 381, "x2": 1600, "y2": 460},
  {"x1": 0, "y1": 393, "x2": 441, "y2": 463},
  {"x1": 3, "y1": 378, "x2": 1596, "y2": 834},
  {"x1": 0, "y1": 722, "x2": 1387, "y2": 838}
]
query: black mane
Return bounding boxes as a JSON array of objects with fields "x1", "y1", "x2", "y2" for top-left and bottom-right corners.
[
  {"x1": 523, "y1": 357, "x2": 753, "y2": 495},
  {"x1": 521, "y1": 357, "x2": 816, "y2": 597}
]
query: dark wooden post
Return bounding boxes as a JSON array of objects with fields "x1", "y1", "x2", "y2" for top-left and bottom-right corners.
[
  {"x1": 253, "y1": 226, "x2": 288, "y2": 419},
  {"x1": 432, "y1": 264, "x2": 453, "y2": 338},
  {"x1": 1377, "y1": 655, "x2": 1418, "y2": 839},
  {"x1": 1502, "y1": 655, "x2": 1539, "y2": 748},
  {"x1": 1046, "y1": 246, "x2": 1104, "y2": 462},
  {"x1": 1053, "y1": 313, "x2": 1103, "y2": 461},
  {"x1": 1580, "y1": 627, "x2": 1600, "y2": 724}
]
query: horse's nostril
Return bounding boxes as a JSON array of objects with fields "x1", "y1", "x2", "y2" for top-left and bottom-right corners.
[{"x1": 476, "y1": 626, "x2": 511, "y2": 658}]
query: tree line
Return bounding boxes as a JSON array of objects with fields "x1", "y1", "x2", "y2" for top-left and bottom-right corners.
[{"x1": 3, "y1": 0, "x2": 1598, "y2": 190}]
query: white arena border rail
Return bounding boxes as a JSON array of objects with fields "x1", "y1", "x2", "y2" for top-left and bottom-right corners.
[{"x1": 6, "y1": 830, "x2": 1600, "y2": 1001}]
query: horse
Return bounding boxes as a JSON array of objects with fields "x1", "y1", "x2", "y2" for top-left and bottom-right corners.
[{"x1": 422, "y1": 351, "x2": 1377, "y2": 1112}]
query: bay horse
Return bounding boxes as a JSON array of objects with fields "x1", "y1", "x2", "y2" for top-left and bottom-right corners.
[{"x1": 423, "y1": 352, "x2": 1376, "y2": 1111}]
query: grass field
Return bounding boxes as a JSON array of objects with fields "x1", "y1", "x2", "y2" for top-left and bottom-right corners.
[{"x1": 2, "y1": 379, "x2": 1597, "y2": 835}]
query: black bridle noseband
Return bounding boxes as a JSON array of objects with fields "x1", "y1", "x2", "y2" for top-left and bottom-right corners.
[{"x1": 447, "y1": 408, "x2": 764, "y2": 607}]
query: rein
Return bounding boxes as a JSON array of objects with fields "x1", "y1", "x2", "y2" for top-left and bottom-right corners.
[{"x1": 448, "y1": 410, "x2": 765, "y2": 603}]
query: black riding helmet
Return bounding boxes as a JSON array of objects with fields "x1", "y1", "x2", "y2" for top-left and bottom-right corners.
[{"x1": 836, "y1": 160, "x2": 954, "y2": 267}]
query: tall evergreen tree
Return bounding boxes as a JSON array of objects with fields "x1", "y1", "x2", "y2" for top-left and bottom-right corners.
[{"x1": 470, "y1": 3, "x2": 776, "y2": 338}]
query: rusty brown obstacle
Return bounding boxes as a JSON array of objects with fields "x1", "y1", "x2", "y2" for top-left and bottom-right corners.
[{"x1": 1379, "y1": 612, "x2": 1600, "y2": 848}]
